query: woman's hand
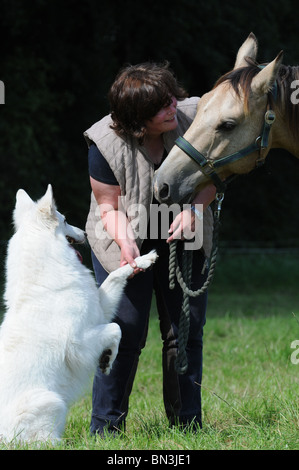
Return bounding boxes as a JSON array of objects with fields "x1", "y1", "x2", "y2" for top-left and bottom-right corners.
[
  {"x1": 166, "y1": 184, "x2": 216, "y2": 244},
  {"x1": 167, "y1": 208, "x2": 196, "y2": 243},
  {"x1": 119, "y1": 241, "x2": 144, "y2": 277}
]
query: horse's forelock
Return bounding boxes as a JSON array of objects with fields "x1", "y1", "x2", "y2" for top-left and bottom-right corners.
[
  {"x1": 213, "y1": 61, "x2": 261, "y2": 113},
  {"x1": 212, "y1": 60, "x2": 299, "y2": 140}
]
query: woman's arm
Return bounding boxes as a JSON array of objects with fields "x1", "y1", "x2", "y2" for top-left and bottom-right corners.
[
  {"x1": 90, "y1": 176, "x2": 142, "y2": 272},
  {"x1": 191, "y1": 184, "x2": 216, "y2": 209}
]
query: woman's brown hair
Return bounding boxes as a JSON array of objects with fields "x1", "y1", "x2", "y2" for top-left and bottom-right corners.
[{"x1": 108, "y1": 62, "x2": 188, "y2": 144}]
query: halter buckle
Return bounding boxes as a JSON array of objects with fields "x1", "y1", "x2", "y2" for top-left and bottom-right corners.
[
  {"x1": 264, "y1": 109, "x2": 276, "y2": 125},
  {"x1": 201, "y1": 160, "x2": 215, "y2": 174}
]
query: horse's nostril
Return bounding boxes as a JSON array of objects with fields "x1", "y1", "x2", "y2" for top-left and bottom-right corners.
[{"x1": 159, "y1": 183, "x2": 169, "y2": 201}]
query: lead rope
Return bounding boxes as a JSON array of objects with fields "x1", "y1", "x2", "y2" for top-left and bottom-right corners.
[{"x1": 169, "y1": 193, "x2": 225, "y2": 374}]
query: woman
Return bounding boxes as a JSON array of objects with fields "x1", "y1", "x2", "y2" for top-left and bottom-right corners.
[{"x1": 84, "y1": 62, "x2": 216, "y2": 435}]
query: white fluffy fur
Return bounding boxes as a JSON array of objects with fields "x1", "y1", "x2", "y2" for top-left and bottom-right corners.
[{"x1": 0, "y1": 184, "x2": 157, "y2": 443}]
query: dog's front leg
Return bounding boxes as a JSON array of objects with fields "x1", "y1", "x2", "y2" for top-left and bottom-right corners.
[
  {"x1": 83, "y1": 322, "x2": 122, "y2": 375},
  {"x1": 98, "y1": 250, "x2": 158, "y2": 322}
]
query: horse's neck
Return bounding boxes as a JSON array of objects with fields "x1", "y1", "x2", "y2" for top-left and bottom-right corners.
[{"x1": 272, "y1": 115, "x2": 299, "y2": 158}]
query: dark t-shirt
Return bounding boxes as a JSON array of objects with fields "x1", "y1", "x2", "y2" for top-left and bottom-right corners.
[{"x1": 88, "y1": 143, "x2": 119, "y2": 185}]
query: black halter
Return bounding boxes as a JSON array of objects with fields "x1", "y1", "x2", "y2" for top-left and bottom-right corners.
[{"x1": 175, "y1": 79, "x2": 277, "y2": 193}]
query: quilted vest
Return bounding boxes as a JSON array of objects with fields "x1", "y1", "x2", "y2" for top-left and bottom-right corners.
[{"x1": 84, "y1": 97, "x2": 213, "y2": 272}]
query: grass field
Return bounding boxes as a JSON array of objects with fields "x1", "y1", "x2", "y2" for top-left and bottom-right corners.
[{"x1": 0, "y1": 252, "x2": 298, "y2": 450}]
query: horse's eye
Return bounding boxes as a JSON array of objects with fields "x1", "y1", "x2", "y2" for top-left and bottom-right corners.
[{"x1": 217, "y1": 121, "x2": 236, "y2": 131}]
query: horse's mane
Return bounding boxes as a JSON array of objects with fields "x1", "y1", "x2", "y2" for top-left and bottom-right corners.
[{"x1": 214, "y1": 58, "x2": 299, "y2": 139}]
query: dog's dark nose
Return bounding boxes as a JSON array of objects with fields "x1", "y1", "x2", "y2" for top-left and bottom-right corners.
[{"x1": 158, "y1": 183, "x2": 170, "y2": 202}]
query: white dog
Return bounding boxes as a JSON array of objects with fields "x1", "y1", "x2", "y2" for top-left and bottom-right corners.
[{"x1": 0, "y1": 185, "x2": 157, "y2": 443}]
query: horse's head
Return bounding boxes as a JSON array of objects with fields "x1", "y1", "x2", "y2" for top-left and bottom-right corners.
[{"x1": 154, "y1": 33, "x2": 283, "y2": 204}]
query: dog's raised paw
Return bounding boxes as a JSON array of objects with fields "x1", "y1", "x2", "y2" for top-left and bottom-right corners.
[
  {"x1": 135, "y1": 250, "x2": 158, "y2": 271},
  {"x1": 99, "y1": 348, "x2": 112, "y2": 373}
]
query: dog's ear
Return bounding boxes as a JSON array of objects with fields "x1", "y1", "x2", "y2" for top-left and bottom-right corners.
[
  {"x1": 16, "y1": 189, "x2": 34, "y2": 208},
  {"x1": 13, "y1": 189, "x2": 35, "y2": 229},
  {"x1": 37, "y1": 184, "x2": 58, "y2": 228}
]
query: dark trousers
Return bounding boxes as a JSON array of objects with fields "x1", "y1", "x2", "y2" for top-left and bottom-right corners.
[{"x1": 90, "y1": 240, "x2": 208, "y2": 434}]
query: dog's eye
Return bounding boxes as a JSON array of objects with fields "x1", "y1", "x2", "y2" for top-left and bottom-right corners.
[{"x1": 63, "y1": 217, "x2": 67, "y2": 225}]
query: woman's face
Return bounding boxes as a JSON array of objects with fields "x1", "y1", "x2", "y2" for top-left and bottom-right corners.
[{"x1": 145, "y1": 96, "x2": 178, "y2": 136}]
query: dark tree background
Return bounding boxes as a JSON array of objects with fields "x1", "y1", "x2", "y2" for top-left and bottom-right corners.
[{"x1": 1, "y1": 0, "x2": 299, "y2": 250}]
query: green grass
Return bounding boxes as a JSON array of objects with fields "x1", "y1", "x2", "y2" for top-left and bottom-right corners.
[{"x1": 1, "y1": 252, "x2": 299, "y2": 450}]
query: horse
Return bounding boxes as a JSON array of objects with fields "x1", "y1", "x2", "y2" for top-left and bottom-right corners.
[{"x1": 154, "y1": 33, "x2": 299, "y2": 205}]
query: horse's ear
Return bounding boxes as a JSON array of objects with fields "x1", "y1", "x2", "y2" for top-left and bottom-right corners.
[
  {"x1": 234, "y1": 32, "x2": 258, "y2": 69},
  {"x1": 251, "y1": 51, "x2": 283, "y2": 96}
]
